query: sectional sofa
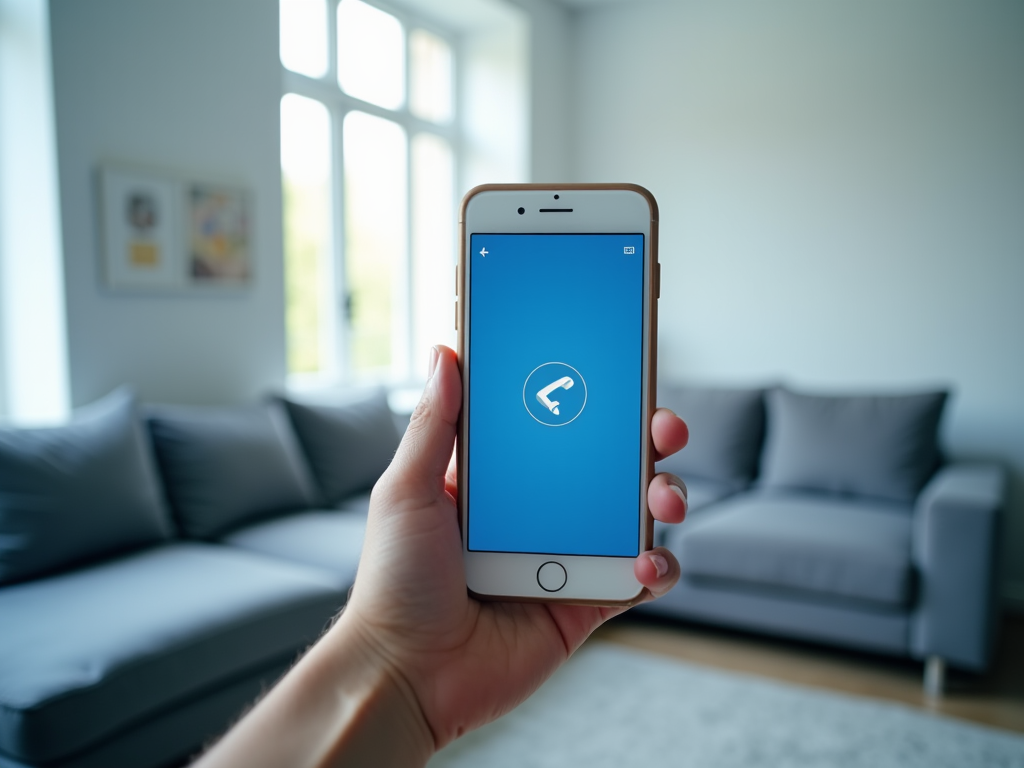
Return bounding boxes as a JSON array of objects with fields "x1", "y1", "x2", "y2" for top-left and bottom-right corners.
[
  {"x1": 0, "y1": 382, "x2": 1007, "y2": 766},
  {"x1": 646, "y1": 385, "x2": 1006, "y2": 695},
  {"x1": 0, "y1": 387, "x2": 401, "y2": 768}
]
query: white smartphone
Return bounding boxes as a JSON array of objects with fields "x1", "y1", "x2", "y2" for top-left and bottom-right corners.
[{"x1": 457, "y1": 184, "x2": 660, "y2": 605}]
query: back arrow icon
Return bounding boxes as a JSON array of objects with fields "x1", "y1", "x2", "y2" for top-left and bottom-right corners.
[{"x1": 480, "y1": 248, "x2": 488, "y2": 257}]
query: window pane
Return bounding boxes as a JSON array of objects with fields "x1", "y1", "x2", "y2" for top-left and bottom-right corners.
[
  {"x1": 280, "y1": 0, "x2": 328, "y2": 78},
  {"x1": 281, "y1": 94, "x2": 333, "y2": 374},
  {"x1": 343, "y1": 111, "x2": 407, "y2": 377},
  {"x1": 411, "y1": 133, "x2": 454, "y2": 377},
  {"x1": 410, "y1": 29, "x2": 453, "y2": 124},
  {"x1": 337, "y1": 0, "x2": 405, "y2": 110}
]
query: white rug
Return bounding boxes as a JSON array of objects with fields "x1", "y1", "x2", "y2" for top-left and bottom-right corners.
[{"x1": 429, "y1": 642, "x2": 1024, "y2": 768}]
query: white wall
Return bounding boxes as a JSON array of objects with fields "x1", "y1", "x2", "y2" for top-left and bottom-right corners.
[
  {"x1": 570, "y1": 1, "x2": 1024, "y2": 601},
  {"x1": 509, "y1": 0, "x2": 571, "y2": 183},
  {"x1": 50, "y1": 0, "x2": 287, "y2": 406}
]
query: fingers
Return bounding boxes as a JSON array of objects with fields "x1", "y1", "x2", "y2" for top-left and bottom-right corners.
[
  {"x1": 652, "y1": 408, "x2": 688, "y2": 462},
  {"x1": 633, "y1": 547, "x2": 681, "y2": 600},
  {"x1": 379, "y1": 346, "x2": 462, "y2": 506},
  {"x1": 648, "y1": 472, "x2": 687, "y2": 524}
]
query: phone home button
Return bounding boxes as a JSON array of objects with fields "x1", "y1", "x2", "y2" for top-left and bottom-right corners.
[{"x1": 537, "y1": 561, "x2": 567, "y2": 592}]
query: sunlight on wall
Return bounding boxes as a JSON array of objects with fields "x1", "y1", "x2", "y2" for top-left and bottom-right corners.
[{"x1": 0, "y1": 0, "x2": 69, "y2": 424}]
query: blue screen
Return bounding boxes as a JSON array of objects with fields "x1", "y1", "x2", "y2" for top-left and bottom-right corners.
[{"x1": 467, "y1": 233, "x2": 645, "y2": 557}]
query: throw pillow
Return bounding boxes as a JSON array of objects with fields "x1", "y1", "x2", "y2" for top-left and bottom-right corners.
[
  {"x1": 147, "y1": 401, "x2": 320, "y2": 539},
  {"x1": 277, "y1": 388, "x2": 401, "y2": 505},
  {"x1": 655, "y1": 385, "x2": 765, "y2": 487},
  {"x1": 0, "y1": 387, "x2": 173, "y2": 585},
  {"x1": 759, "y1": 387, "x2": 948, "y2": 503}
]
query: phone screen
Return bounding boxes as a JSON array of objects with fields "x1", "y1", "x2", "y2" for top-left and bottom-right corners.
[{"x1": 466, "y1": 233, "x2": 646, "y2": 557}]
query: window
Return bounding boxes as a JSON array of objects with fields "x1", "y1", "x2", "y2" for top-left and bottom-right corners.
[{"x1": 280, "y1": 0, "x2": 457, "y2": 384}]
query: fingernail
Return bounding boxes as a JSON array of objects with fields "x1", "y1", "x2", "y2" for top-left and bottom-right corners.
[
  {"x1": 427, "y1": 346, "x2": 440, "y2": 380},
  {"x1": 651, "y1": 554, "x2": 668, "y2": 577},
  {"x1": 669, "y1": 483, "x2": 688, "y2": 506}
]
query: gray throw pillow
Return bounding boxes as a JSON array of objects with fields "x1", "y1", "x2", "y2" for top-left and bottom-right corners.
[
  {"x1": 0, "y1": 387, "x2": 173, "y2": 585},
  {"x1": 147, "y1": 402, "x2": 320, "y2": 539},
  {"x1": 655, "y1": 385, "x2": 765, "y2": 487},
  {"x1": 277, "y1": 388, "x2": 400, "y2": 505},
  {"x1": 760, "y1": 387, "x2": 948, "y2": 503}
]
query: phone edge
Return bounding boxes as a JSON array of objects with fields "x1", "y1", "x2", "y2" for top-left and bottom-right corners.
[{"x1": 456, "y1": 182, "x2": 660, "y2": 607}]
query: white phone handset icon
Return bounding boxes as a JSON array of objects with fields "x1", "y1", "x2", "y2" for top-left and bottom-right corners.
[{"x1": 536, "y1": 376, "x2": 574, "y2": 416}]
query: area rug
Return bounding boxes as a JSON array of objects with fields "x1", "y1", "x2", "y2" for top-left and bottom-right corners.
[{"x1": 428, "y1": 642, "x2": 1024, "y2": 768}]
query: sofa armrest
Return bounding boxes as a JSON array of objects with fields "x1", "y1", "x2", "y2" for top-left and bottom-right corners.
[{"x1": 910, "y1": 463, "x2": 1005, "y2": 671}]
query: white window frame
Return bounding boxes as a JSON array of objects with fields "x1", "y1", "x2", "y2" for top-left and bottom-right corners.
[{"x1": 282, "y1": 0, "x2": 461, "y2": 387}]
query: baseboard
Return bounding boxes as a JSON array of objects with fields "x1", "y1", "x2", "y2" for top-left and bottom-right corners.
[{"x1": 1003, "y1": 581, "x2": 1024, "y2": 615}]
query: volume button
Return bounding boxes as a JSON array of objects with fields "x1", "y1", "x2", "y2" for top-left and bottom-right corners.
[
  {"x1": 656, "y1": 263, "x2": 661, "y2": 299},
  {"x1": 455, "y1": 263, "x2": 458, "y2": 297},
  {"x1": 455, "y1": 300, "x2": 459, "y2": 331}
]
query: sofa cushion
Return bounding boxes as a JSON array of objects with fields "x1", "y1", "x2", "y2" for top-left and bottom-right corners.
[
  {"x1": 147, "y1": 402, "x2": 320, "y2": 539},
  {"x1": 677, "y1": 492, "x2": 914, "y2": 607},
  {"x1": 277, "y1": 389, "x2": 400, "y2": 505},
  {"x1": 655, "y1": 385, "x2": 764, "y2": 487},
  {"x1": 221, "y1": 509, "x2": 367, "y2": 584},
  {"x1": 0, "y1": 543, "x2": 345, "y2": 764},
  {"x1": 759, "y1": 387, "x2": 947, "y2": 503},
  {"x1": 0, "y1": 387, "x2": 172, "y2": 586}
]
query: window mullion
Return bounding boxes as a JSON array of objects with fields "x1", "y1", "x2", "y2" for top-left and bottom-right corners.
[
  {"x1": 402, "y1": 22, "x2": 415, "y2": 382},
  {"x1": 401, "y1": 139, "x2": 414, "y2": 384},
  {"x1": 326, "y1": 0, "x2": 339, "y2": 83},
  {"x1": 332, "y1": 102, "x2": 349, "y2": 382}
]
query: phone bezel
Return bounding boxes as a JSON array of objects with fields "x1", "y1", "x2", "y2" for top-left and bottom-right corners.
[{"x1": 457, "y1": 183, "x2": 659, "y2": 606}]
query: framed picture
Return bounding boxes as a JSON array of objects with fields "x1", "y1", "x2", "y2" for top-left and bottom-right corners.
[
  {"x1": 188, "y1": 183, "x2": 251, "y2": 284},
  {"x1": 99, "y1": 167, "x2": 184, "y2": 289},
  {"x1": 98, "y1": 165, "x2": 252, "y2": 291}
]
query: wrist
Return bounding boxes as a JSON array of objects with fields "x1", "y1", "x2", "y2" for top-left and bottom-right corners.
[
  {"x1": 317, "y1": 610, "x2": 437, "y2": 766},
  {"x1": 196, "y1": 609, "x2": 436, "y2": 768}
]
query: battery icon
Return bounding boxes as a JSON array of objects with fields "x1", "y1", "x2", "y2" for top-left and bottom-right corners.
[{"x1": 623, "y1": 246, "x2": 635, "y2": 254}]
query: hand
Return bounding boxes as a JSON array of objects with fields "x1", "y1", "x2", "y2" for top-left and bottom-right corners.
[
  {"x1": 345, "y1": 345, "x2": 689, "y2": 751},
  {"x1": 196, "y1": 344, "x2": 689, "y2": 768}
]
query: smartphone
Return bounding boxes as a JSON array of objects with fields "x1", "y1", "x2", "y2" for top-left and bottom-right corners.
[{"x1": 457, "y1": 184, "x2": 659, "y2": 605}]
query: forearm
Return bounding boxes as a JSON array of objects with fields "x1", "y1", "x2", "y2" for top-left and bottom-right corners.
[{"x1": 195, "y1": 615, "x2": 435, "y2": 768}]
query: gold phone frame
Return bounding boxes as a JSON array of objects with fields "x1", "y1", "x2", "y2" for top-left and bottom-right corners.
[{"x1": 457, "y1": 183, "x2": 660, "y2": 606}]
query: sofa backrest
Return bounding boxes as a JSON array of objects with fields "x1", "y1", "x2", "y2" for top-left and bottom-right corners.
[
  {"x1": 0, "y1": 387, "x2": 174, "y2": 585},
  {"x1": 146, "y1": 401, "x2": 321, "y2": 539},
  {"x1": 758, "y1": 387, "x2": 948, "y2": 504},
  {"x1": 274, "y1": 388, "x2": 401, "y2": 506},
  {"x1": 656, "y1": 385, "x2": 766, "y2": 488}
]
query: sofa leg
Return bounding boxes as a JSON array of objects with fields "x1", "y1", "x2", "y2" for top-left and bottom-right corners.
[{"x1": 924, "y1": 655, "x2": 945, "y2": 699}]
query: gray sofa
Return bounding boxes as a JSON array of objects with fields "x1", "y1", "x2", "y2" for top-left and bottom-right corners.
[
  {"x1": 643, "y1": 385, "x2": 1006, "y2": 694},
  {"x1": 0, "y1": 387, "x2": 400, "y2": 768},
  {"x1": 0, "y1": 382, "x2": 1006, "y2": 766}
]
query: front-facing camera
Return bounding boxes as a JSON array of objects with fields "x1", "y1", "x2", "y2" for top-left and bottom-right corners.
[{"x1": 517, "y1": 207, "x2": 525, "y2": 215}]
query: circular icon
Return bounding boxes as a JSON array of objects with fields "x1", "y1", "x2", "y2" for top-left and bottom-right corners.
[{"x1": 523, "y1": 362, "x2": 588, "y2": 427}]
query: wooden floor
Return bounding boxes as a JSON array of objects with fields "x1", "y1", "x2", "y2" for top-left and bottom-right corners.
[{"x1": 593, "y1": 611, "x2": 1024, "y2": 734}]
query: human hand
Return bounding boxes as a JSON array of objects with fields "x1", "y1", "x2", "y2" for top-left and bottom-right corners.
[
  {"x1": 342, "y1": 344, "x2": 690, "y2": 753},
  {"x1": 196, "y1": 344, "x2": 689, "y2": 768}
]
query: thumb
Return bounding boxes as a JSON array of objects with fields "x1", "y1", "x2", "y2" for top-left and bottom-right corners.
[{"x1": 380, "y1": 346, "x2": 462, "y2": 506}]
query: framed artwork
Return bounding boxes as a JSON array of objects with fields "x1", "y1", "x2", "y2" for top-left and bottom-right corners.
[
  {"x1": 100, "y1": 167, "x2": 183, "y2": 289},
  {"x1": 98, "y1": 165, "x2": 252, "y2": 291},
  {"x1": 188, "y1": 184, "x2": 251, "y2": 283}
]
